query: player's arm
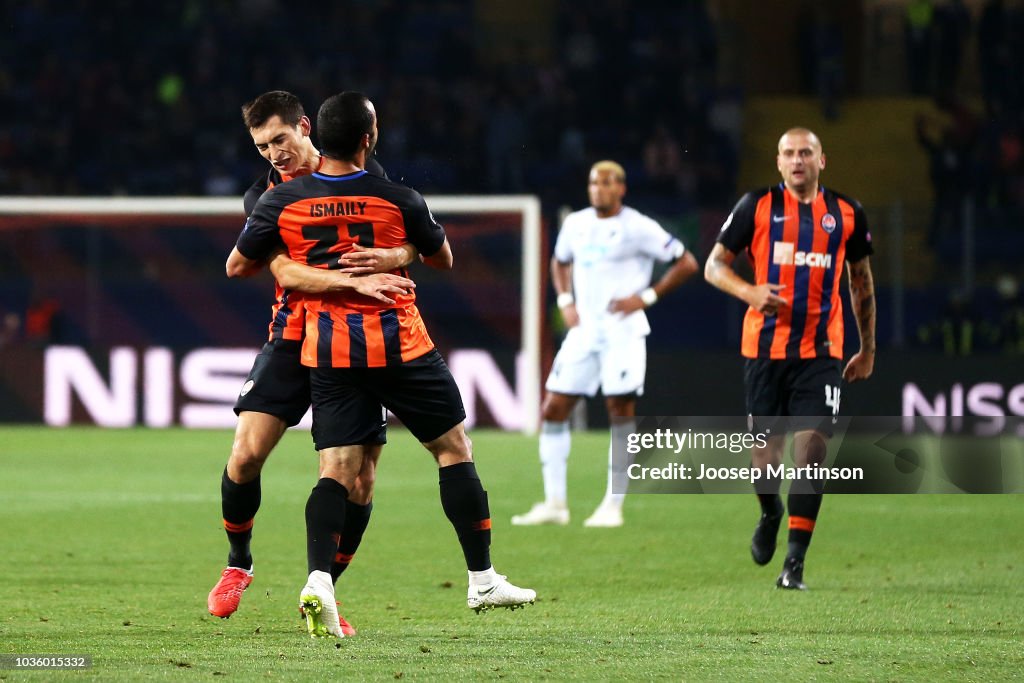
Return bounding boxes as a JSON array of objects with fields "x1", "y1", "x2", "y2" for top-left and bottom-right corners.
[
  {"x1": 339, "y1": 243, "x2": 419, "y2": 273},
  {"x1": 226, "y1": 246, "x2": 263, "y2": 278},
  {"x1": 270, "y1": 252, "x2": 414, "y2": 304},
  {"x1": 420, "y1": 237, "x2": 453, "y2": 270},
  {"x1": 398, "y1": 190, "x2": 452, "y2": 270},
  {"x1": 551, "y1": 256, "x2": 579, "y2": 328},
  {"x1": 704, "y1": 243, "x2": 787, "y2": 315},
  {"x1": 608, "y1": 248, "x2": 699, "y2": 314},
  {"x1": 226, "y1": 171, "x2": 278, "y2": 278},
  {"x1": 843, "y1": 256, "x2": 876, "y2": 382},
  {"x1": 705, "y1": 193, "x2": 787, "y2": 315}
]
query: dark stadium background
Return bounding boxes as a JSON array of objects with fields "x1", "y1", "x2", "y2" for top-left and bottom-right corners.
[{"x1": 1, "y1": 0, "x2": 1022, "y2": 424}]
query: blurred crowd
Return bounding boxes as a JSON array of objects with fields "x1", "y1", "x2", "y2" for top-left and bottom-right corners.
[
  {"x1": 4, "y1": 0, "x2": 1019, "y2": 224},
  {"x1": 0, "y1": 0, "x2": 737, "y2": 214},
  {"x1": 907, "y1": 0, "x2": 1024, "y2": 261},
  {"x1": 3, "y1": 0, "x2": 1023, "y2": 355}
]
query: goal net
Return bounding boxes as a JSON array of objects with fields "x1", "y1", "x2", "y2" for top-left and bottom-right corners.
[{"x1": 0, "y1": 196, "x2": 542, "y2": 433}]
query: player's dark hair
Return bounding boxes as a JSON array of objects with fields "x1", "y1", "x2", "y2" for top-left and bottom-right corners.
[
  {"x1": 241, "y1": 91, "x2": 305, "y2": 130},
  {"x1": 317, "y1": 92, "x2": 374, "y2": 160}
]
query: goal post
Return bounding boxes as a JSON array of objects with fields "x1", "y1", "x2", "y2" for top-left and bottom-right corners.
[
  {"x1": 427, "y1": 195, "x2": 542, "y2": 435},
  {"x1": 0, "y1": 195, "x2": 542, "y2": 434}
]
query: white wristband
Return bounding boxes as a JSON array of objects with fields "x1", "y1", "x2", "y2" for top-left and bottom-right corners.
[
  {"x1": 639, "y1": 288, "x2": 658, "y2": 307},
  {"x1": 557, "y1": 292, "x2": 575, "y2": 308}
]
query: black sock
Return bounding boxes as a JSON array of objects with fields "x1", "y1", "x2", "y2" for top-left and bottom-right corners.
[
  {"x1": 305, "y1": 478, "x2": 349, "y2": 575},
  {"x1": 331, "y1": 501, "x2": 373, "y2": 582},
  {"x1": 755, "y1": 472, "x2": 783, "y2": 517},
  {"x1": 786, "y1": 492, "x2": 823, "y2": 561},
  {"x1": 758, "y1": 493, "x2": 783, "y2": 517},
  {"x1": 221, "y1": 468, "x2": 261, "y2": 570},
  {"x1": 438, "y1": 462, "x2": 491, "y2": 571}
]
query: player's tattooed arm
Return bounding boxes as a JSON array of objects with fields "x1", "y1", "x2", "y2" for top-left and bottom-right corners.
[
  {"x1": 843, "y1": 256, "x2": 876, "y2": 382},
  {"x1": 847, "y1": 257, "x2": 876, "y2": 354}
]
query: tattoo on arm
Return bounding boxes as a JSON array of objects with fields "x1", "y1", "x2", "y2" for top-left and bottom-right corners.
[{"x1": 848, "y1": 259, "x2": 876, "y2": 353}]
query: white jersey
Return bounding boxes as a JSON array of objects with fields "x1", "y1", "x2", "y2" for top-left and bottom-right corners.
[{"x1": 554, "y1": 205, "x2": 685, "y2": 340}]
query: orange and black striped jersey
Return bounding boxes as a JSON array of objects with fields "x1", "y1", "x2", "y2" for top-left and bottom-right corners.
[
  {"x1": 240, "y1": 157, "x2": 387, "y2": 342},
  {"x1": 237, "y1": 169, "x2": 446, "y2": 368},
  {"x1": 717, "y1": 184, "x2": 873, "y2": 360}
]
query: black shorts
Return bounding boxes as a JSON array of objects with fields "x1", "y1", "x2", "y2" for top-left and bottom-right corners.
[
  {"x1": 233, "y1": 339, "x2": 311, "y2": 427},
  {"x1": 310, "y1": 348, "x2": 467, "y2": 450},
  {"x1": 744, "y1": 357, "x2": 842, "y2": 435}
]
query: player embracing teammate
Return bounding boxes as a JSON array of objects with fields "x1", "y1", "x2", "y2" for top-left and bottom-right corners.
[{"x1": 235, "y1": 92, "x2": 535, "y2": 638}]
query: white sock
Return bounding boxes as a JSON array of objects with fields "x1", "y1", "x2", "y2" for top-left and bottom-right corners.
[
  {"x1": 539, "y1": 420, "x2": 570, "y2": 506},
  {"x1": 306, "y1": 569, "x2": 334, "y2": 590},
  {"x1": 603, "y1": 419, "x2": 636, "y2": 507},
  {"x1": 468, "y1": 566, "x2": 499, "y2": 587}
]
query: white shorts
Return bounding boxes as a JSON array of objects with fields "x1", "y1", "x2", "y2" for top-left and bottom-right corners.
[{"x1": 544, "y1": 327, "x2": 647, "y2": 397}]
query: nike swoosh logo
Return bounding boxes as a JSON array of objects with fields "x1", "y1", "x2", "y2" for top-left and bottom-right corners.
[
  {"x1": 474, "y1": 584, "x2": 498, "y2": 597},
  {"x1": 772, "y1": 215, "x2": 790, "y2": 223}
]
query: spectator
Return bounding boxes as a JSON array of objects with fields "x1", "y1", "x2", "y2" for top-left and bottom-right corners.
[
  {"x1": 3, "y1": 0, "x2": 737, "y2": 220},
  {"x1": 0, "y1": 312, "x2": 20, "y2": 349},
  {"x1": 917, "y1": 290, "x2": 977, "y2": 355},
  {"x1": 934, "y1": 0, "x2": 970, "y2": 91},
  {"x1": 24, "y1": 294, "x2": 62, "y2": 347},
  {"x1": 642, "y1": 122, "x2": 682, "y2": 194},
  {"x1": 978, "y1": 0, "x2": 1009, "y2": 114},
  {"x1": 915, "y1": 96, "x2": 978, "y2": 251},
  {"x1": 905, "y1": 0, "x2": 935, "y2": 95}
]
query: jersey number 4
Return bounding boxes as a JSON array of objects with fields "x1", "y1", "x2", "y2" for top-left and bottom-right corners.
[
  {"x1": 825, "y1": 384, "x2": 841, "y2": 417},
  {"x1": 302, "y1": 223, "x2": 374, "y2": 267}
]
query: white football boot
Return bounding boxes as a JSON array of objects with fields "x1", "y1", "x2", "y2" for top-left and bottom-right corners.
[
  {"x1": 467, "y1": 574, "x2": 537, "y2": 613},
  {"x1": 299, "y1": 570, "x2": 344, "y2": 638}
]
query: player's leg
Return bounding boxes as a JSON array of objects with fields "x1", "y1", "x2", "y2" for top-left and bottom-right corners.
[
  {"x1": 322, "y1": 445, "x2": 379, "y2": 637},
  {"x1": 331, "y1": 445, "x2": 379, "y2": 584},
  {"x1": 513, "y1": 329, "x2": 599, "y2": 525},
  {"x1": 583, "y1": 335, "x2": 646, "y2": 527},
  {"x1": 300, "y1": 367, "x2": 382, "y2": 638},
  {"x1": 300, "y1": 444, "x2": 364, "y2": 638},
  {"x1": 209, "y1": 340, "x2": 309, "y2": 618},
  {"x1": 581, "y1": 395, "x2": 636, "y2": 528},
  {"x1": 223, "y1": 411, "x2": 287, "y2": 565},
  {"x1": 423, "y1": 423, "x2": 491, "y2": 572},
  {"x1": 511, "y1": 391, "x2": 577, "y2": 525},
  {"x1": 378, "y1": 349, "x2": 535, "y2": 611},
  {"x1": 744, "y1": 358, "x2": 787, "y2": 567},
  {"x1": 749, "y1": 434, "x2": 786, "y2": 565},
  {"x1": 423, "y1": 423, "x2": 536, "y2": 611},
  {"x1": 776, "y1": 358, "x2": 842, "y2": 590},
  {"x1": 776, "y1": 429, "x2": 827, "y2": 590},
  {"x1": 208, "y1": 411, "x2": 286, "y2": 618}
]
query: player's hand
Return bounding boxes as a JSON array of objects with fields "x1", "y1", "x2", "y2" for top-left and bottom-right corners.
[
  {"x1": 339, "y1": 245, "x2": 406, "y2": 274},
  {"x1": 749, "y1": 283, "x2": 788, "y2": 316},
  {"x1": 842, "y1": 350, "x2": 874, "y2": 382},
  {"x1": 560, "y1": 303, "x2": 580, "y2": 328},
  {"x1": 607, "y1": 295, "x2": 644, "y2": 315},
  {"x1": 351, "y1": 273, "x2": 415, "y2": 305}
]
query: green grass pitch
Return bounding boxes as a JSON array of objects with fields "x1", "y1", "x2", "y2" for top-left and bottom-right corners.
[{"x1": 1, "y1": 426, "x2": 1021, "y2": 681}]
